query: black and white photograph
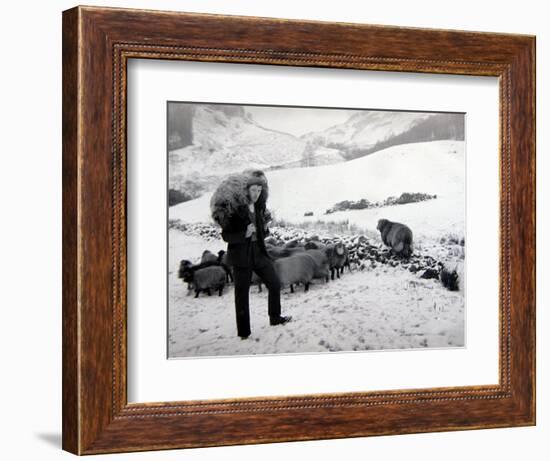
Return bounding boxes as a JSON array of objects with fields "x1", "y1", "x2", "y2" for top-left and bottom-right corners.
[{"x1": 168, "y1": 102, "x2": 466, "y2": 358}]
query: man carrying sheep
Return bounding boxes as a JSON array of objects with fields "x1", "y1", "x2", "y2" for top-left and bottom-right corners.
[{"x1": 211, "y1": 170, "x2": 292, "y2": 339}]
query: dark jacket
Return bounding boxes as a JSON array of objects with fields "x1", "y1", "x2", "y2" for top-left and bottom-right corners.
[{"x1": 221, "y1": 204, "x2": 270, "y2": 267}]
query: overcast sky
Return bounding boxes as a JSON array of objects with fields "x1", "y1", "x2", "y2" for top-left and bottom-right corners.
[{"x1": 245, "y1": 105, "x2": 356, "y2": 137}]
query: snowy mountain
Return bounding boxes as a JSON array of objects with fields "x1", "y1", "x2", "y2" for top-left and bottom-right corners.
[
  {"x1": 168, "y1": 104, "x2": 464, "y2": 206},
  {"x1": 170, "y1": 140, "x2": 465, "y2": 241},
  {"x1": 170, "y1": 105, "x2": 303, "y2": 174},
  {"x1": 301, "y1": 111, "x2": 464, "y2": 160}
]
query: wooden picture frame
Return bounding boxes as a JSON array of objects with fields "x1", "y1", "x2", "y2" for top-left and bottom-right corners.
[{"x1": 62, "y1": 5, "x2": 535, "y2": 455}]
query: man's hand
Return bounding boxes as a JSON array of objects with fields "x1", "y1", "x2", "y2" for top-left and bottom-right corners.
[{"x1": 245, "y1": 223, "x2": 256, "y2": 238}]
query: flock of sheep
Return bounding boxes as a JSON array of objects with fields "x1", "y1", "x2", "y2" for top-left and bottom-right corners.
[
  {"x1": 175, "y1": 218, "x2": 458, "y2": 299},
  {"x1": 177, "y1": 237, "x2": 350, "y2": 298}
]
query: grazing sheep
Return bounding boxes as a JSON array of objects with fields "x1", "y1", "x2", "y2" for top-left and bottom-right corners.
[
  {"x1": 286, "y1": 246, "x2": 305, "y2": 255},
  {"x1": 217, "y1": 250, "x2": 233, "y2": 283},
  {"x1": 181, "y1": 265, "x2": 227, "y2": 298},
  {"x1": 274, "y1": 253, "x2": 316, "y2": 293},
  {"x1": 376, "y1": 219, "x2": 413, "y2": 258},
  {"x1": 201, "y1": 250, "x2": 218, "y2": 264},
  {"x1": 325, "y1": 242, "x2": 348, "y2": 280},
  {"x1": 304, "y1": 241, "x2": 326, "y2": 250},
  {"x1": 266, "y1": 245, "x2": 289, "y2": 259},
  {"x1": 266, "y1": 245, "x2": 305, "y2": 260},
  {"x1": 305, "y1": 249, "x2": 330, "y2": 282}
]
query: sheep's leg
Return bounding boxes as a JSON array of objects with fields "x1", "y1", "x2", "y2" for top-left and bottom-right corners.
[
  {"x1": 304, "y1": 282, "x2": 310, "y2": 292},
  {"x1": 258, "y1": 282, "x2": 262, "y2": 293},
  {"x1": 331, "y1": 268, "x2": 335, "y2": 280},
  {"x1": 194, "y1": 290, "x2": 200, "y2": 298},
  {"x1": 218, "y1": 286, "x2": 223, "y2": 296},
  {"x1": 206, "y1": 288, "x2": 212, "y2": 296},
  {"x1": 290, "y1": 284, "x2": 294, "y2": 294}
]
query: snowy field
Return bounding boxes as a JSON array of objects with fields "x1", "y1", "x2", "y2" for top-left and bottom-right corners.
[
  {"x1": 168, "y1": 139, "x2": 465, "y2": 358},
  {"x1": 168, "y1": 230, "x2": 464, "y2": 358}
]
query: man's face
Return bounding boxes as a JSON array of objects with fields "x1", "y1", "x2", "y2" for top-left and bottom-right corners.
[{"x1": 248, "y1": 184, "x2": 262, "y2": 203}]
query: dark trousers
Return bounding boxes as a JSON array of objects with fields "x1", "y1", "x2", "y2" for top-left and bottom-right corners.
[{"x1": 232, "y1": 242, "x2": 281, "y2": 337}]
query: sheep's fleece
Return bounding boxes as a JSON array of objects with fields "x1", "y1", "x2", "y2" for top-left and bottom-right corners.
[{"x1": 210, "y1": 170, "x2": 269, "y2": 228}]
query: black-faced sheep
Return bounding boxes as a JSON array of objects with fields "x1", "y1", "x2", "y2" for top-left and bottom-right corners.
[
  {"x1": 305, "y1": 248, "x2": 330, "y2": 282},
  {"x1": 181, "y1": 264, "x2": 227, "y2": 298},
  {"x1": 376, "y1": 219, "x2": 413, "y2": 258},
  {"x1": 178, "y1": 259, "x2": 193, "y2": 279},
  {"x1": 178, "y1": 260, "x2": 194, "y2": 290},
  {"x1": 325, "y1": 242, "x2": 348, "y2": 280},
  {"x1": 274, "y1": 253, "x2": 316, "y2": 293}
]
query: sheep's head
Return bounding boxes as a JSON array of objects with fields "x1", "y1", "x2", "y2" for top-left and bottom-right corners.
[
  {"x1": 178, "y1": 260, "x2": 193, "y2": 279},
  {"x1": 377, "y1": 219, "x2": 388, "y2": 231},
  {"x1": 181, "y1": 269, "x2": 194, "y2": 284}
]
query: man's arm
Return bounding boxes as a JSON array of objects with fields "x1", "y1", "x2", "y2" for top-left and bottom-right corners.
[{"x1": 221, "y1": 213, "x2": 251, "y2": 243}]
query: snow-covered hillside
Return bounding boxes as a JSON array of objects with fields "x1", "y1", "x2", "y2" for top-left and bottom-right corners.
[
  {"x1": 169, "y1": 105, "x2": 306, "y2": 182},
  {"x1": 301, "y1": 111, "x2": 431, "y2": 151},
  {"x1": 170, "y1": 140, "x2": 465, "y2": 241}
]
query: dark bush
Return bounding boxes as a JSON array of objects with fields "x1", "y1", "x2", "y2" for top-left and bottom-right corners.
[
  {"x1": 440, "y1": 267, "x2": 460, "y2": 291},
  {"x1": 168, "y1": 188, "x2": 193, "y2": 206}
]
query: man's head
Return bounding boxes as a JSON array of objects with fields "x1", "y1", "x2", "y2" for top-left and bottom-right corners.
[
  {"x1": 245, "y1": 170, "x2": 266, "y2": 204},
  {"x1": 247, "y1": 183, "x2": 263, "y2": 203}
]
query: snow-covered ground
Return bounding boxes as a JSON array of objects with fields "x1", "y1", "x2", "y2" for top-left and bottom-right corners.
[
  {"x1": 168, "y1": 231, "x2": 464, "y2": 358},
  {"x1": 170, "y1": 140, "x2": 464, "y2": 242}
]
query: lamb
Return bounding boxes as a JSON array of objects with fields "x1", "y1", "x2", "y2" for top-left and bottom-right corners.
[
  {"x1": 325, "y1": 242, "x2": 348, "y2": 280},
  {"x1": 180, "y1": 264, "x2": 227, "y2": 298},
  {"x1": 376, "y1": 218, "x2": 413, "y2": 258},
  {"x1": 305, "y1": 248, "x2": 330, "y2": 282},
  {"x1": 274, "y1": 253, "x2": 316, "y2": 293}
]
